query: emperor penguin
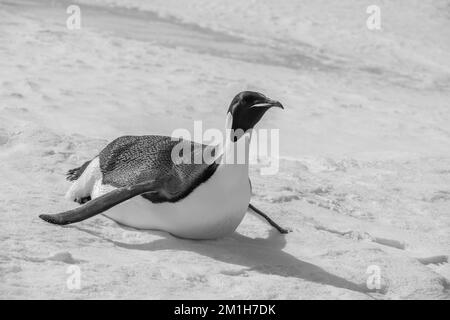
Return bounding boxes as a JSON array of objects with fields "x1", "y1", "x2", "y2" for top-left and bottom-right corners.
[{"x1": 39, "y1": 91, "x2": 288, "y2": 239}]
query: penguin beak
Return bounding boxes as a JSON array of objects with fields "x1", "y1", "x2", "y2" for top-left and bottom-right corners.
[{"x1": 250, "y1": 99, "x2": 284, "y2": 110}]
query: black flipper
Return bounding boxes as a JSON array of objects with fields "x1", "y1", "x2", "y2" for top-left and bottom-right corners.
[
  {"x1": 66, "y1": 160, "x2": 92, "y2": 181},
  {"x1": 248, "y1": 203, "x2": 290, "y2": 234},
  {"x1": 39, "y1": 180, "x2": 159, "y2": 225}
]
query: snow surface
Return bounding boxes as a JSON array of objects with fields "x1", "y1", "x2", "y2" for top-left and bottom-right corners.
[{"x1": 0, "y1": 0, "x2": 449, "y2": 299}]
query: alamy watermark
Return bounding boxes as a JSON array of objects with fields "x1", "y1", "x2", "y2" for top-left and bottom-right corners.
[
  {"x1": 66, "y1": 5, "x2": 81, "y2": 30},
  {"x1": 66, "y1": 265, "x2": 81, "y2": 290},
  {"x1": 170, "y1": 121, "x2": 280, "y2": 175},
  {"x1": 366, "y1": 265, "x2": 381, "y2": 290},
  {"x1": 366, "y1": 5, "x2": 381, "y2": 30}
]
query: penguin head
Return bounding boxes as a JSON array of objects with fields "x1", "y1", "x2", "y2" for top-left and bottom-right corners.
[{"x1": 226, "y1": 91, "x2": 283, "y2": 141}]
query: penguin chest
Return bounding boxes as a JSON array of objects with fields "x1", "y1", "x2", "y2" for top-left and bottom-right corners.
[
  {"x1": 97, "y1": 164, "x2": 251, "y2": 239},
  {"x1": 170, "y1": 163, "x2": 251, "y2": 238}
]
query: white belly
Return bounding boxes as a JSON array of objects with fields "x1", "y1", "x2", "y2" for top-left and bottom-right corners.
[{"x1": 91, "y1": 163, "x2": 251, "y2": 239}]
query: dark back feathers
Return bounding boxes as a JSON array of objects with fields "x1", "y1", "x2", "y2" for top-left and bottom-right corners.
[{"x1": 99, "y1": 135, "x2": 219, "y2": 203}]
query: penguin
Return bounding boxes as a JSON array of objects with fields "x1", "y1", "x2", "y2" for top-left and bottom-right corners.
[{"x1": 39, "y1": 91, "x2": 288, "y2": 239}]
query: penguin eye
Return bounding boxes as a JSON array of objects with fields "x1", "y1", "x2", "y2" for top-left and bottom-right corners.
[{"x1": 242, "y1": 96, "x2": 254, "y2": 105}]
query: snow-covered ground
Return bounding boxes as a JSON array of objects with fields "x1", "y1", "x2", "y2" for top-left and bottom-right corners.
[{"x1": 0, "y1": 0, "x2": 449, "y2": 299}]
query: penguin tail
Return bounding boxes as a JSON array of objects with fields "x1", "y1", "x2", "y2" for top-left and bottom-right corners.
[{"x1": 40, "y1": 180, "x2": 158, "y2": 225}]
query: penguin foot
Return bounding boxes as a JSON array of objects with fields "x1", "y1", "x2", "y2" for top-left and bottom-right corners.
[
  {"x1": 66, "y1": 167, "x2": 82, "y2": 181},
  {"x1": 74, "y1": 196, "x2": 91, "y2": 204},
  {"x1": 66, "y1": 160, "x2": 92, "y2": 181},
  {"x1": 277, "y1": 226, "x2": 292, "y2": 234}
]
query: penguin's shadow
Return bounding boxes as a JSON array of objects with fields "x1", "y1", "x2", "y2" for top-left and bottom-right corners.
[{"x1": 71, "y1": 224, "x2": 371, "y2": 296}]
